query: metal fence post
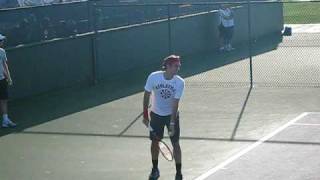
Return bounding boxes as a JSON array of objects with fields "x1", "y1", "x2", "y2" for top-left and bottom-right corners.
[
  {"x1": 88, "y1": 0, "x2": 98, "y2": 85},
  {"x1": 167, "y1": 4, "x2": 172, "y2": 54},
  {"x1": 247, "y1": 0, "x2": 253, "y2": 87}
]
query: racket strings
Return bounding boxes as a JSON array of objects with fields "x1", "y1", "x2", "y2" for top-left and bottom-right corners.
[{"x1": 159, "y1": 142, "x2": 174, "y2": 161}]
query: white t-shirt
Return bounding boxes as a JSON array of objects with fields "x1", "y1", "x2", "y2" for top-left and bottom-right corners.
[
  {"x1": 144, "y1": 71, "x2": 185, "y2": 116},
  {"x1": 0, "y1": 48, "x2": 7, "y2": 80},
  {"x1": 219, "y1": 8, "x2": 234, "y2": 27}
]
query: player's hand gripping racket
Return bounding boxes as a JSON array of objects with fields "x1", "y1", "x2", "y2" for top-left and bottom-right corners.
[{"x1": 148, "y1": 124, "x2": 174, "y2": 162}]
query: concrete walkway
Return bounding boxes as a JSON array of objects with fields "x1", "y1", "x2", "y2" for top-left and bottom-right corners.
[{"x1": 285, "y1": 24, "x2": 320, "y2": 33}]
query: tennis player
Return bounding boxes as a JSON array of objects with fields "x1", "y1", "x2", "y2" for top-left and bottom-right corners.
[
  {"x1": 143, "y1": 55, "x2": 185, "y2": 180},
  {"x1": 0, "y1": 34, "x2": 16, "y2": 128}
]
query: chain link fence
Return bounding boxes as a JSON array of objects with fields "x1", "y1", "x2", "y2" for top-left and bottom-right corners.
[
  {"x1": 252, "y1": 1, "x2": 320, "y2": 87},
  {"x1": 1, "y1": 1, "x2": 320, "y2": 99}
]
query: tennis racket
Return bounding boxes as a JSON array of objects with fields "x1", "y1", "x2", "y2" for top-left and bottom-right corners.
[{"x1": 148, "y1": 124, "x2": 174, "y2": 162}]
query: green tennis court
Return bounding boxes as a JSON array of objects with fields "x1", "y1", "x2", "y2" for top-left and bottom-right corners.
[{"x1": 1, "y1": 29, "x2": 320, "y2": 180}]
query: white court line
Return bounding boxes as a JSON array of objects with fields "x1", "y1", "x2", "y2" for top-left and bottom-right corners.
[
  {"x1": 305, "y1": 112, "x2": 320, "y2": 114},
  {"x1": 293, "y1": 123, "x2": 320, "y2": 126},
  {"x1": 194, "y1": 112, "x2": 309, "y2": 180}
]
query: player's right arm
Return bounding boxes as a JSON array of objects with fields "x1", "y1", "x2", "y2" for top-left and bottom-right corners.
[
  {"x1": 143, "y1": 73, "x2": 153, "y2": 127},
  {"x1": 143, "y1": 90, "x2": 151, "y2": 127},
  {"x1": 1, "y1": 50, "x2": 12, "y2": 86},
  {"x1": 3, "y1": 60, "x2": 12, "y2": 86}
]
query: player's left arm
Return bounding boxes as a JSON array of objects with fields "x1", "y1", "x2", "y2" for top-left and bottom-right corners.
[
  {"x1": 170, "y1": 98, "x2": 180, "y2": 124},
  {"x1": 169, "y1": 98, "x2": 179, "y2": 137},
  {"x1": 169, "y1": 80, "x2": 185, "y2": 136},
  {"x1": 3, "y1": 59, "x2": 12, "y2": 85}
]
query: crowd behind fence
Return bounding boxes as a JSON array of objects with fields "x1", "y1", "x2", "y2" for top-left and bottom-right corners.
[
  {"x1": 0, "y1": 0, "x2": 84, "y2": 9},
  {"x1": 0, "y1": 1, "x2": 221, "y2": 47},
  {"x1": 0, "y1": 2, "x2": 89, "y2": 46}
]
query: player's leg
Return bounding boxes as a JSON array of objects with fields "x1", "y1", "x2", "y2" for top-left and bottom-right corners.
[
  {"x1": 218, "y1": 24, "x2": 225, "y2": 51},
  {"x1": 172, "y1": 140, "x2": 182, "y2": 180},
  {"x1": 229, "y1": 26, "x2": 234, "y2": 49},
  {"x1": 167, "y1": 115, "x2": 182, "y2": 180},
  {"x1": 226, "y1": 26, "x2": 234, "y2": 51},
  {"x1": 0, "y1": 79, "x2": 15, "y2": 128},
  {"x1": 149, "y1": 139, "x2": 160, "y2": 180},
  {"x1": 149, "y1": 112, "x2": 166, "y2": 179},
  {"x1": 223, "y1": 27, "x2": 229, "y2": 50}
]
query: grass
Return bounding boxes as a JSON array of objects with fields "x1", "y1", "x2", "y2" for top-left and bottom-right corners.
[{"x1": 284, "y1": 1, "x2": 320, "y2": 24}]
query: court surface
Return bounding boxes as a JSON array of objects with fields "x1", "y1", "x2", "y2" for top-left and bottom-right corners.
[
  {"x1": 1, "y1": 32, "x2": 320, "y2": 180},
  {"x1": 195, "y1": 112, "x2": 320, "y2": 180}
]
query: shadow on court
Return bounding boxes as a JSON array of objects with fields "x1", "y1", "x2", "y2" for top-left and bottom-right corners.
[
  {"x1": 19, "y1": 128, "x2": 320, "y2": 146},
  {"x1": 0, "y1": 33, "x2": 281, "y2": 138}
]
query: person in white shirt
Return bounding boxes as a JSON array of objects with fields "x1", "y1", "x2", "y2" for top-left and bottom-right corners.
[
  {"x1": 143, "y1": 55, "x2": 185, "y2": 180},
  {"x1": 218, "y1": 4, "x2": 235, "y2": 51},
  {"x1": 0, "y1": 34, "x2": 16, "y2": 128}
]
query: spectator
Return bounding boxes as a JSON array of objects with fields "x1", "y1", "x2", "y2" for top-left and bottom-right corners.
[
  {"x1": 0, "y1": 34, "x2": 16, "y2": 128},
  {"x1": 18, "y1": 18, "x2": 31, "y2": 44},
  {"x1": 40, "y1": 17, "x2": 56, "y2": 40},
  {"x1": 57, "y1": 20, "x2": 77, "y2": 38},
  {"x1": 0, "y1": 0, "x2": 19, "y2": 9},
  {"x1": 218, "y1": 4, "x2": 235, "y2": 52},
  {"x1": 66, "y1": 19, "x2": 78, "y2": 36},
  {"x1": 28, "y1": 13, "x2": 42, "y2": 42}
]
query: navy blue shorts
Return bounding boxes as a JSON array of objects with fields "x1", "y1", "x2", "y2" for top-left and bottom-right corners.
[
  {"x1": 149, "y1": 111, "x2": 180, "y2": 143},
  {"x1": 0, "y1": 79, "x2": 8, "y2": 100},
  {"x1": 218, "y1": 24, "x2": 234, "y2": 40}
]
